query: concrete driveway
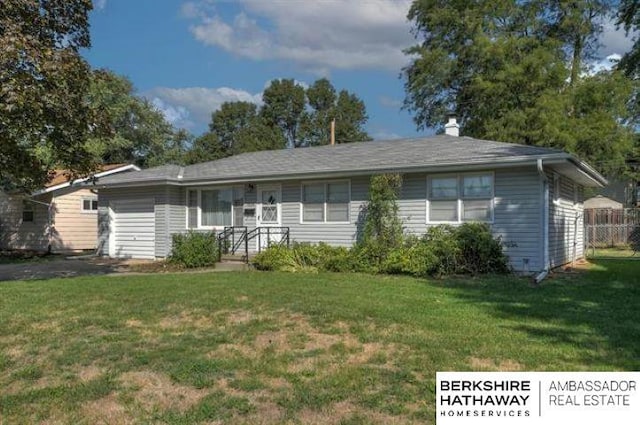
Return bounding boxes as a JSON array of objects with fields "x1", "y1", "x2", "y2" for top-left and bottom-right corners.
[{"x1": 0, "y1": 257, "x2": 145, "y2": 282}]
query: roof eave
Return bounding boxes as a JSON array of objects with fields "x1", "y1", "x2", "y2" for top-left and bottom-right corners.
[
  {"x1": 99, "y1": 155, "x2": 568, "y2": 188},
  {"x1": 31, "y1": 164, "x2": 141, "y2": 196}
]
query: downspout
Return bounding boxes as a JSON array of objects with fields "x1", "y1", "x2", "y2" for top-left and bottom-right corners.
[{"x1": 535, "y1": 159, "x2": 550, "y2": 283}]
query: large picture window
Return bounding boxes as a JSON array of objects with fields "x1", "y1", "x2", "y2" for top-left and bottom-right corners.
[
  {"x1": 428, "y1": 173, "x2": 493, "y2": 223},
  {"x1": 302, "y1": 181, "x2": 350, "y2": 223},
  {"x1": 186, "y1": 187, "x2": 241, "y2": 229}
]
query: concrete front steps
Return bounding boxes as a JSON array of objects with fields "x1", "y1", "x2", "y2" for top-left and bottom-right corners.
[{"x1": 217, "y1": 253, "x2": 253, "y2": 271}]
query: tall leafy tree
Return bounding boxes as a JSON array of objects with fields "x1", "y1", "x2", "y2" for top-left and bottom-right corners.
[
  {"x1": 185, "y1": 132, "x2": 225, "y2": 165},
  {"x1": 85, "y1": 69, "x2": 183, "y2": 167},
  {"x1": 0, "y1": 0, "x2": 94, "y2": 191},
  {"x1": 301, "y1": 78, "x2": 370, "y2": 146},
  {"x1": 403, "y1": 0, "x2": 634, "y2": 177},
  {"x1": 261, "y1": 79, "x2": 306, "y2": 148},
  {"x1": 618, "y1": 0, "x2": 640, "y2": 78}
]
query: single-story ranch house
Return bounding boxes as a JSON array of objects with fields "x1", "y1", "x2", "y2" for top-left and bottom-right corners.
[
  {"x1": 95, "y1": 122, "x2": 606, "y2": 275},
  {"x1": 0, "y1": 164, "x2": 138, "y2": 253}
]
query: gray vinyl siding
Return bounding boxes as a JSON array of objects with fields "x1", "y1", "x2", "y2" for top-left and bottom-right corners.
[
  {"x1": 396, "y1": 167, "x2": 543, "y2": 273},
  {"x1": 548, "y1": 173, "x2": 584, "y2": 268},
  {"x1": 99, "y1": 167, "x2": 558, "y2": 273},
  {"x1": 492, "y1": 167, "x2": 544, "y2": 273}
]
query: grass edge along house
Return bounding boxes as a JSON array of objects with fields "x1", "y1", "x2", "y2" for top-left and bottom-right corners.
[{"x1": 94, "y1": 118, "x2": 606, "y2": 276}]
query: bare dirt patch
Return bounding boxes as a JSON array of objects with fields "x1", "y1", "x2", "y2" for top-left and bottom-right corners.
[
  {"x1": 469, "y1": 357, "x2": 523, "y2": 371},
  {"x1": 120, "y1": 370, "x2": 207, "y2": 412},
  {"x1": 81, "y1": 393, "x2": 134, "y2": 425}
]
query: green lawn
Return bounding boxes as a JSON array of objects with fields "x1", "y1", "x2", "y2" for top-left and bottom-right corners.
[{"x1": 1, "y1": 261, "x2": 639, "y2": 424}]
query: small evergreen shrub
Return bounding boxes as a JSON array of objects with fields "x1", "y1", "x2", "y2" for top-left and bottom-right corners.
[{"x1": 169, "y1": 231, "x2": 218, "y2": 268}]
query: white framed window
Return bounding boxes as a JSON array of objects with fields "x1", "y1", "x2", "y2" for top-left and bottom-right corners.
[
  {"x1": 186, "y1": 187, "x2": 243, "y2": 229},
  {"x1": 22, "y1": 200, "x2": 34, "y2": 222},
  {"x1": 427, "y1": 173, "x2": 494, "y2": 223},
  {"x1": 81, "y1": 197, "x2": 98, "y2": 213},
  {"x1": 301, "y1": 180, "x2": 350, "y2": 223}
]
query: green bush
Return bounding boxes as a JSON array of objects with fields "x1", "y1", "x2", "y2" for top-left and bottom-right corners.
[
  {"x1": 253, "y1": 242, "x2": 359, "y2": 273},
  {"x1": 252, "y1": 223, "x2": 509, "y2": 277},
  {"x1": 169, "y1": 231, "x2": 218, "y2": 268},
  {"x1": 455, "y1": 223, "x2": 510, "y2": 274},
  {"x1": 251, "y1": 244, "x2": 296, "y2": 271}
]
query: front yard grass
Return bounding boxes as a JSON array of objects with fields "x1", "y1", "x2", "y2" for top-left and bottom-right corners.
[{"x1": 1, "y1": 260, "x2": 639, "y2": 424}]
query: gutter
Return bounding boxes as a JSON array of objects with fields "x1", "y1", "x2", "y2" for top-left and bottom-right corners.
[{"x1": 535, "y1": 159, "x2": 550, "y2": 284}]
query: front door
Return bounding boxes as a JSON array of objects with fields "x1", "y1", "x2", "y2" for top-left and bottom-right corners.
[{"x1": 256, "y1": 184, "x2": 281, "y2": 249}]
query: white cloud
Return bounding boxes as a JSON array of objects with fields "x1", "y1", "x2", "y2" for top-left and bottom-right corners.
[
  {"x1": 598, "y1": 17, "x2": 635, "y2": 58},
  {"x1": 145, "y1": 86, "x2": 263, "y2": 130},
  {"x1": 184, "y1": 0, "x2": 414, "y2": 73},
  {"x1": 590, "y1": 53, "x2": 622, "y2": 74},
  {"x1": 94, "y1": 0, "x2": 107, "y2": 11}
]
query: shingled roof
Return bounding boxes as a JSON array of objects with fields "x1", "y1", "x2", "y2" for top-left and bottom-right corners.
[{"x1": 96, "y1": 135, "x2": 606, "y2": 187}]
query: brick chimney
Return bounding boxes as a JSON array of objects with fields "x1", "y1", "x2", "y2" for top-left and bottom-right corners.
[{"x1": 445, "y1": 116, "x2": 459, "y2": 137}]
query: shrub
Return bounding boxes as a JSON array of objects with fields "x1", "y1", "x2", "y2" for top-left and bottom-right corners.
[
  {"x1": 169, "y1": 231, "x2": 218, "y2": 268},
  {"x1": 253, "y1": 242, "x2": 359, "y2": 273},
  {"x1": 423, "y1": 225, "x2": 460, "y2": 276},
  {"x1": 252, "y1": 244, "x2": 297, "y2": 271},
  {"x1": 455, "y1": 223, "x2": 509, "y2": 274},
  {"x1": 253, "y1": 223, "x2": 509, "y2": 276}
]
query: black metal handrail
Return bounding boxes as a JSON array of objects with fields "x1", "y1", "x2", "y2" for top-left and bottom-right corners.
[
  {"x1": 217, "y1": 226, "x2": 248, "y2": 261},
  {"x1": 218, "y1": 226, "x2": 290, "y2": 263},
  {"x1": 246, "y1": 227, "x2": 290, "y2": 253}
]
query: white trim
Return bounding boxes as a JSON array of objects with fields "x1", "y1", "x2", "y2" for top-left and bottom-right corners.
[
  {"x1": 299, "y1": 179, "x2": 351, "y2": 225},
  {"x1": 33, "y1": 164, "x2": 140, "y2": 196},
  {"x1": 426, "y1": 172, "x2": 495, "y2": 224},
  {"x1": 257, "y1": 184, "x2": 282, "y2": 227}
]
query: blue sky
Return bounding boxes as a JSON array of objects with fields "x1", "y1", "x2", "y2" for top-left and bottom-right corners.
[{"x1": 84, "y1": 0, "x2": 634, "y2": 140}]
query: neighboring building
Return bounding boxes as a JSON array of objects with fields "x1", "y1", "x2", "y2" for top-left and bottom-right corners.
[
  {"x1": 595, "y1": 178, "x2": 639, "y2": 207},
  {"x1": 94, "y1": 123, "x2": 606, "y2": 274},
  {"x1": 0, "y1": 164, "x2": 139, "y2": 253},
  {"x1": 584, "y1": 195, "x2": 624, "y2": 210}
]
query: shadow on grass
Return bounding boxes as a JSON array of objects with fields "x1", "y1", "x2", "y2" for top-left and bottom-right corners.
[{"x1": 433, "y1": 260, "x2": 640, "y2": 370}]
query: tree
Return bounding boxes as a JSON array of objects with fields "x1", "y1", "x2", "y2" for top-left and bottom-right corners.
[
  {"x1": 209, "y1": 101, "x2": 284, "y2": 154},
  {"x1": 261, "y1": 79, "x2": 306, "y2": 148},
  {"x1": 618, "y1": 0, "x2": 640, "y2": 78},
  {"x1": 300, "y1": 78, "x2": 370, "y2": 146},
  {"x1": 184, "y1": 132, "x2": 225, "y2": 165},
  {"x1": 403, "y1": 0, "x2": 635, "y2": 177},
  {"x1": 0, "y1": 0, "x2": 94, "y2": 191},
  {"x1": 85, "y1": 69, "x2": 184, "y2": 167}
]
